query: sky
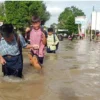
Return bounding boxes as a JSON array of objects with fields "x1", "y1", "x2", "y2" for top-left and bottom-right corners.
[{"x1": 44, "y1": 1, "x2": 100, "y2": 27}]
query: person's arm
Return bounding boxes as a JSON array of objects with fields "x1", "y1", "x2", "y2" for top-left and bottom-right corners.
[
  {"x1": 54, "y1": 35, "x2": 59, "y2": 45},
  {"x1": 25, "y1": 44, "x2": 39, "y2": 49},
  {"x1": 42, "y1": 32, "x2": 47, "y2": 45},
  {"x1": 25, "y1": 44, "x2": 34, "y2": 49},
  {"x1": 25, "y1": 27, "x2": 31, "y2": 33},
  {"x1": 0, "y1": 37, "x2": 6, "y2": 65},
  {"x1": 0, "y1": 55, "x2": 6, "y2": 65},
  {"x1": 19, "y1": 34, "x2": 39, "y2": 49}
]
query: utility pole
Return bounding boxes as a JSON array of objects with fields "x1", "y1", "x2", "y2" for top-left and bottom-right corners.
[
  {"x1": 3, "y1": 2, "x2": 7, "y2": 22},
  {"x1": 90, "y1": 6, "x2": 95, "y2": 41},
  {"x1": 94, "y1": 8, "x2": 97, "y2": 38}
]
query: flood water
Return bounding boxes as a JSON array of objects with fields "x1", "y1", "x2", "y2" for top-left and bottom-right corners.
[{"x1": 0, "y1": 38, "x2": 100, "y2": 100}]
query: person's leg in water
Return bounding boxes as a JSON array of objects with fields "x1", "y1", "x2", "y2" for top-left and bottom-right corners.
[
  {"x1": 28, "y1": 52, "x2": 42, "y2": 70},
  {"x1": 38, "y1": 57, "x2": 44, "y2": 64},
  {"x1": 2, "y1": 66, "x2": 23, "y2": 78},
  {"x1": 47, "y1": 50, "x2": 56, "y2": 53}
]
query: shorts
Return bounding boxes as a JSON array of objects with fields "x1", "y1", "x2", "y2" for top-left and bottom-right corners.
[{"x1": 30, "y1": 50, "x2": 44, "y2": 64}]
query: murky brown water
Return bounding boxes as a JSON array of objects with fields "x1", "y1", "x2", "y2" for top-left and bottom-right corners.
[{"x1": 0, "y1": 38, "x2": 100, "y2": 100}]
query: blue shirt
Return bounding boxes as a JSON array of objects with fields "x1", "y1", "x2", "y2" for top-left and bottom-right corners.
[{"x1": 0, "y1": 34, "x2": 27, "y2": 56}]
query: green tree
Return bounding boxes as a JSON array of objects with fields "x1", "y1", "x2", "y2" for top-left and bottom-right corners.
[
  {"x1": 58, "y1": 6, "x2": 85, "y2": 34},
  {"x1": 2, "y1": 1, "x2": 50, "y2": 29}
]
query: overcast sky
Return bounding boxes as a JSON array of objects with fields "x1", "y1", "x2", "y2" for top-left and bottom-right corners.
[
  {"x1": 44, "y1": 1, "x2": 100, "y2": 27},
  {"x1": 0, "y1": 0, "x2": 100, "y2": 27}
]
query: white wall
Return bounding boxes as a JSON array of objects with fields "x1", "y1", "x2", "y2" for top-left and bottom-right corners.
[{"x1": 91, "y1": 11, "x2": 100, "y2": 31}]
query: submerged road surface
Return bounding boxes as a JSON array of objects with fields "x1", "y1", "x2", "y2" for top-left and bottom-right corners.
[{"x1": 0, "y1": 38, "x2": 100, "y2": 100}]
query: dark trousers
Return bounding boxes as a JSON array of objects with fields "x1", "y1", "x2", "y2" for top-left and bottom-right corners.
[
  {"x1": 46, "y1": 47, "x2": 56, "y2": 54},
  {"x1": 2, "y1": 66, "x2": 23, "y2": 78},
  {"x1": 47, "y1": 51, "x2": 56, "y2": 53},
  {"x1": 38, "y1": 57, "x2": 44, "y2": 64},
  {"x1": 2, "y1": 54, "x2": 23, "y2": 78}
]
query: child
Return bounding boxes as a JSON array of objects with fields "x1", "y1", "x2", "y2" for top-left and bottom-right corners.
[
  {"x1": 47, "y1": 28, "x2": 59, "y2": 53},
  {"x1": 26, "y1": 16, "x2": 47, "y2": 70}
]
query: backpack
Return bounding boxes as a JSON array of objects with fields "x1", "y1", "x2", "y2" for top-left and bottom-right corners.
[
  {"x1": 14, "y1": 33, "x2": 22, "y2": 53},
  {"x1": 53, "y1": 33, "x2": 59, "y2": 50},
  {"x1": 14, "y1": 33, "x2": 23, "y2": 64}
]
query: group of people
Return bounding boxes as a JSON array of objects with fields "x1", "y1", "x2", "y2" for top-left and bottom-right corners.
[
  {"x1": 68, "y1": 33, "x2": 85, "y2": 41},
  {"x1": 0, "y1": 16, "x2": 59, "y2": 78}
]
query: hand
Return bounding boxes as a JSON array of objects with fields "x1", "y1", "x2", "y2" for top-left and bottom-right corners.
[
  {"x1": 33, "y1": 45, "x2": 39, "y2": 50},
  {"x1": 25, "y1": 27, "x2": 30, "y2": 33},
  {"x1": 41, "y1": 32, "x2": 45, "y2": 40},
  {"x1": 0, "y1": 56, "x2": 6, "y2": 65}
]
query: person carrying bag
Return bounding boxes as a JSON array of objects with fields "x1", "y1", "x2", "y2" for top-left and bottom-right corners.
[{"x1": 47, "y1": 28, "x2": 59, "y2": 53}]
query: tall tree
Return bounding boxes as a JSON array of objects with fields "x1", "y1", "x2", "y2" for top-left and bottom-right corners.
[
  {"x1": 58, "y1": 6, "x2": 85, "y2": 34},
  {"x1": 0, "y1": 1, "x2": 50, "y2": 29}
]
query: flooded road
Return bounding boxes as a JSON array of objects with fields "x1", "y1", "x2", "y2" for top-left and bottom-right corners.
[{"x1": 0, "y1": 38, "x2": 100, "y2": 100}]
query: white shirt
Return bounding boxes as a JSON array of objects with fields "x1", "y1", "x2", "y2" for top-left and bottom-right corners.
[{"x1": 47, "y1": 34, "x2": 59, "y2": 51}]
